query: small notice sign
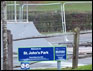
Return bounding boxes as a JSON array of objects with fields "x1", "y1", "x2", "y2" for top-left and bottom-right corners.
[
  {"x1": 21, "y1": 62, "x2": 30, "y2": 70},
  {"x1": 55, "y1": 47, "x2": 67, "y2": 60}
]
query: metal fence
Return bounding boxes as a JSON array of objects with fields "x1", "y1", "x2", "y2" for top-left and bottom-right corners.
[
  {"x1": 6, "y1": 1, "x2": 92, "y2": 33},
  {"x1": 6, "y1": 1, "x2": 64, "y2": 33},
  {"x1": 63, "y1": 2, "x2": 92, "y2": 31}
]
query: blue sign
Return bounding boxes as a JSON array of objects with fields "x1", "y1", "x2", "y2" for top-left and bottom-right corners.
[
  {"x1": 55, "y1": 47, "x2": 67, "y2": 60},
  {"x1": 21, "y1": 62, "x2": 30, "y2": 70},
  {"x1": 18, "y1": 47, "x2": 54, "y2": 61}
]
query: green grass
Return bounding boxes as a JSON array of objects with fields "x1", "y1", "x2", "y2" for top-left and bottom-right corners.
[
  {"x1": 32, "y1": 64, "x2": 92, "y2": 70},
  {"x1": 63, "y1": 64, "x2": 92, "y2": 70},
  {"x1": 65, "y1": 3, "x2": 92, "y2": 13},
  {"x1": 7, "y1": 1, "x2": 92, "y2": 12},
  {"x1": 49, "y1": 1, "x2": 92, "y2": 12}
]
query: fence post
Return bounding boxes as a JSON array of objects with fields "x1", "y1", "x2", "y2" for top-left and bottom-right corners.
[
  {"x1": 1, "y1": 1, "x2": 8, "y2": 70},
  {"x1": 72, "y1": 27, "x2": 80, "y2": 69},
  {"x1": 7, "y1": 30, "x2": 13, "y2": 70}
]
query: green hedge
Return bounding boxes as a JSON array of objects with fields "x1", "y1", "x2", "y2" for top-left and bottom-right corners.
[
  {"x1": 7, "y1": 11, "x2": 92, "y2": 32},
  {"x1": 27, "y1": 11, "x2": 92, "y2": 32}
]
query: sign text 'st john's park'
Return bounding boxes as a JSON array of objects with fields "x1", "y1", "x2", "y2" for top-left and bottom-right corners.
[{"x1": 18, "y1": 47, "x2": 67, "y2": 61}]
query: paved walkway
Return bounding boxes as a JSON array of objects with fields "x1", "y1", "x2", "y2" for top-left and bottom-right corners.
[
  {"x1": 67, "y1": 47, "x2": 92, "y2": 54},
  {"x1": 13, "y1": 57, "x2": 92, "y2": 70}
]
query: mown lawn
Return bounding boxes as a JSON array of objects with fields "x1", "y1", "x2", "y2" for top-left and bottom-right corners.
[
  {"x1": 32, "y1": 64, "x2": 92, "y2": 70},
  {"x1": 62, "y1": 64, "x2": 92, "y2": 70},
  {"x1": 7, "y1": 1, "x2": 92, "y2": 12}
]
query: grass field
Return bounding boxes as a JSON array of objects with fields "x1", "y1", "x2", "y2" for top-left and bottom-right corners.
[
  {"x1": 33, "y1": 64, "x2": 92, "y2": 70},
  {"x1": 7, "y1": 1, "x2": 92, "y2": 12}
]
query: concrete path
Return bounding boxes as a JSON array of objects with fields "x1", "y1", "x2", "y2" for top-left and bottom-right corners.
[{"x1": 13, "y1": 57, "x2": 92, "y2": 70}]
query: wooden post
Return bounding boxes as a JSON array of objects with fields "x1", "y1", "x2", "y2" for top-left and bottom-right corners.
[
  {"x1": 7, "y1": 30, "x2": 13, "y2": 70},
  {"x1": 1, "y1": 1, "x2": 8, "y2": 70},
  {"x1": 72, "y1": 27, "x2": 80, "y2": 69}
]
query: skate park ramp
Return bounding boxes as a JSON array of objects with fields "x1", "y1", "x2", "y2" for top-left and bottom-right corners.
[
  {"x1": 7, "y1": 22, "x2": 53, "y2": 53},
  {"x1": 5, "y1": 22, "x2": 53, "y2": 69}
]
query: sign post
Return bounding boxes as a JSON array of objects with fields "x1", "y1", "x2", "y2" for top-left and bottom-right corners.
[{"x1": 57, "y1": 60, "x2": 61, "y2": 70}]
